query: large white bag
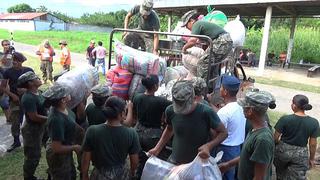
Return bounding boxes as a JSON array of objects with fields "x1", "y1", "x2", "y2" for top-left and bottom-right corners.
[
  {"x1": 166, "y1": 152, "x2": 223, "y2": 180},
  {"x1": 182, "y1": 47, "x2": 205, "y2": 75},
  {"x1": 164, "y1": 66, "x2": 189, "y2": 85},
  {"x1": 141, "y1": 156, "x2": 175, "y2": 180},
  {"x1": 224, "y1": 15, "x2": 246, "y2": 47},
  {"x1": 56, "y1": 66, "x2": 99, "y2": 109}
]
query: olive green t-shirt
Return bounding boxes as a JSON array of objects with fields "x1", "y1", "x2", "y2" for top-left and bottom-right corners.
[
  {"x1": 86, "y1": 103, "x2": 107, "y2": 126},
  {"x1": 82, "y1": 124, "x2": 141, "y2": 169},
  {"x1": 130, "y1": 5, "x2": 160, "y2": 32},
  {"x1": 238, "y1": 127, "x2": 274, "y2": 180},
  {"x1": 191, "y1": 21, "x2": 226, "y2": 40},
  {"x1": 166, "y1": 103, "x2": 221, "y2": 164},
  {"x1": 48, "y1": 108, "x2": 76, "y2": 145},
  {"x1": 133, "y1": 93, "x2": 171, "y2": 128},
  {"x1": 275, "y1": 114, "x2": 320, "y2": 147},
  {"x1": 21, "y1": 91, "x2": 47, "y2": 124}
]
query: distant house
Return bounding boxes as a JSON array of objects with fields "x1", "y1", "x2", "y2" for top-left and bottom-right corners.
[{"x1": 0, "y1": 12, "x2": 66, "y2": 31}]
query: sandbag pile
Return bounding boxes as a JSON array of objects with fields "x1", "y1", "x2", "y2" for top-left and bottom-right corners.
[{"x1": 56, "y1": 65, "x2": 99, "y2": 109}]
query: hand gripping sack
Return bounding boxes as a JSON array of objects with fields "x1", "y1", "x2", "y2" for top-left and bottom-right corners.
[
  {"x1": 166, "y1": 152, "x2": 223, "y2": 180},
  {"x1": 141, "y1": 156, "x2": 175, "y2": 180},
  {"x1": 224, "y1": 15, "x2": 246, "y2": 47},
  {"x1": 56, "y1": 65, "x2": 99, "y2": 109}
]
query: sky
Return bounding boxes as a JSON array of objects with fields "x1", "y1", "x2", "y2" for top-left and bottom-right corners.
[{"x1": 0, "y1": 0, "x2": 140, "y2": 17}]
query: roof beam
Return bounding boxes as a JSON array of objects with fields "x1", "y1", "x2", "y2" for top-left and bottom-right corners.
[{"x1": 275, "y1": 5, "x2": 297, "y2": 16}]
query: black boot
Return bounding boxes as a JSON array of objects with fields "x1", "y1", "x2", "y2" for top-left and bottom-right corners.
[{"x1": 7, "y1": 136, "x2": 21, "y2": 152}]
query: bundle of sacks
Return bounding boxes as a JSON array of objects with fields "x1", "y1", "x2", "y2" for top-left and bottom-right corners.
[
  {"x1": 107, "y1": 41, "x2": 166, "y2": 100},
  {"x1": 56, "y1": 65, "x2": 99, "y2": 108}
]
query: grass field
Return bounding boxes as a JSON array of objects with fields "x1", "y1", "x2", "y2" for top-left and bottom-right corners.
[{"x1": 0, "y1": 29, "x2": 121, "y2": 54}]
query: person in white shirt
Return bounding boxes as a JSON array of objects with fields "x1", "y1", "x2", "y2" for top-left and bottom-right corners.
[
  {"x1": 92, "y1": 41, "x2": 107, "y2": 75},
  {"x1": 212, "y1": 75, "x2": 246, "y2": 180}
]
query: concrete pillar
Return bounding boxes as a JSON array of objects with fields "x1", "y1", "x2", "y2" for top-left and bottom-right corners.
[
  {"x1": 168, "y1": 13, "x2": 172, "y2": 32},
  {"x1": 258, "y1": 6, "x2": 273, "y2": 75},
  {"x1": 286, "y1": 17, "x2": 297, "y2": 64}
]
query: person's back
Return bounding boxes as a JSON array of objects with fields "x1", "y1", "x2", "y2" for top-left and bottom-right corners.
[
  {"x1": 191, "y1": 20, "x2": 226, "y2": 40},
  {"x1": 275, "y1": 114, "x2": 319, "y2": 147},
  {"x1": 83, "y1": 124, "x2": 139, "y2": 168},
  {"x1": 94, "y1": 45, "x2": 106, "y2": 59},
  {"x1": 86, "y1": 103, "x2": 106, "y2": 126}
]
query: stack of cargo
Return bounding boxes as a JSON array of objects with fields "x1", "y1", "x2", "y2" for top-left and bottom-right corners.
[{"x1": 107, "y1": 41, "x2": 165, "y2": 100}]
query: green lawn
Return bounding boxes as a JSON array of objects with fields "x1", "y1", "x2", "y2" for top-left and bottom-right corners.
[
  {"x1": 0, "y1": 29, "x2": 121, "y2": 53},
  {"x1": 254, "y1": 76, "x2": 320, "y2": 94}
]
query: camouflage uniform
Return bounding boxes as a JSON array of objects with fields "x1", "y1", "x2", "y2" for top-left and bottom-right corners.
[
  {"x1": 90, "y1": 166, "x2": 130, "y2": 180},
  {"x1": 274, "y1": 141, "x2": 308, "y2": 180},
  {"x1": 18, "y1": 72, "x2": 47, "y2": 179},
  {"x1": 190, "y1": 77, "x2": 207, "y2": 96},
  {"x1": 197, "y1": 33, "x2": 233, "y2": 80}
]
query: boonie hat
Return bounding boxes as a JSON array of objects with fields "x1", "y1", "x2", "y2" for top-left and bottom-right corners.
[
  {"x1": 43, "y1": 84, "x2": 70, "y2": 100},
  {"x1": 238, "y1": 90, "x2": 274, "y2": 113},
  {"x1": 172, "y1": 80, "x2": 195, "y2": 114},
  {"x1": 140, "y1": 0, "x2": 153, "y2": 16},
  {"x1": 191, "y1": 77, "x2": 207, "y2": 96},
  {"x1": 221, "y1": 75, "x2": 240, "y2": 91},
  {"x1": 17, "y1": 71, "x2": 39, "y2": 87},
  {"x1": 91, "y1": 84, "x2": 112, "y2": 97},
  {"x1": 181, "y1": 10, "x2": 198, "y2": 27}
]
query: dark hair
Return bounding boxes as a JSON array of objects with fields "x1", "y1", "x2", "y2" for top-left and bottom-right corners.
[
  {"x1": 141, "y1": 75, "x2": 159, "y2": 90},
  {"x1": 43, "y1": 98, "x2": 63, "y2": 108},
  {"x1": 103, "y1": 96, "x2": 126, "y2": 120},
  {"x1": 98, "y1": 41, "x2": 103, "y2": 46},
  {"x1": 269, "y1": 101, "x2": 276, "y2": 109},
  {"x1": 190, "y1": 13, "x2": 199, "y2": 22},
  {"x1": 222, "y1": 85, "x2": 239, "y2": 97},
  {"x1": 92, "y1": 94, "x2": 108, "y2": 107},
  {"x1": 293, "y1": 94, "x2": 312, "y2": 111},
  {"x1": 1, "y1": 40, "x2": 10, "y2": 46}
]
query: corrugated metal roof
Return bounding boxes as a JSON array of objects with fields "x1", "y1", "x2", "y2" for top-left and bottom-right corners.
[{"x1": 0, "y1": 13, "x2": 47, "y2": 20}]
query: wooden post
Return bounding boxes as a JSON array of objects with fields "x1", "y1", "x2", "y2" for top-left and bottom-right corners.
[
  {"x1": 286, "y1": 17, "x2": 297, "y2": 65},
  {"x1": 258, "y1": 6, "x2": 273, "y2": 75}
]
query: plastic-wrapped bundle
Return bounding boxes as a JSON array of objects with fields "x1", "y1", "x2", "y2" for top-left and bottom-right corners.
[
  {"x1": 164, "y1": 66, "x2": 189, "y2": 85},
  {"x1": 155, "y1": 79, "x2": 177, "y2": 101},
  {"x1": 115, "y1": 41, "x2": 159, "y2": 76},
  {"x1": 224, "y1": 15, "x2": 246, "y2": 47},
  {"x1": 168, "y1": 21, "x2": 191, "y2": 41},
  {"x1": 166, "y1": 152, "x2": 223, "y2": 180},
  {"x1": 141, "y1": 156, "x2": 175, "y2": 180},
  {"x1": 182, "y1": 47, "x2": 204, "y2": 75},
  {"x1": 56, "y1": 65, "x2": 99, "y2": 109},
  {"x1": 128, "y1": 74, "x2": 146, "y2": 100},
  {"x1": 106, "y1": 66, "x2": 133, "y2": 100},
  {"x1": 158, "y1": 57, "x2": 167, "y2": 83},
  {"x1": 203, "y1": 9, "x2": 228, "y2": 28}
]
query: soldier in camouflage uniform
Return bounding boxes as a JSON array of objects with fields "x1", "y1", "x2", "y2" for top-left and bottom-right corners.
[
  {"x1": 18, "y1": 72, "x2": 48, "y2": 180},
  {"x1": 181, "y1": 10, "x2": 233, "y2": 90},
  {"x1": 43, "y1": 84, "x2": 81, "y2": 180},
  {"x1": 274, "y1": 94, "x2": 320, "y2": 180}
]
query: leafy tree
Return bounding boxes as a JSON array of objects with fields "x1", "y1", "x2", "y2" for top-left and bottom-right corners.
[
  {"x1": 36, "y1": 5, "x2": 48, "y2": 13},
  {"x1": 7, "y1": 3, "x2": 35, "y2": 13}
]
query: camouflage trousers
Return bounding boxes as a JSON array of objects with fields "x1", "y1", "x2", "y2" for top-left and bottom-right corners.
[
  {"x1": 90, "y1": 166, "x2": 130, "y2": 180},
  {"x1": 40, "y1": 60, "x2": 53, "y2": 82},
  {"x1": 21, "y1": 121, "x2": 45, "y2": 179},
  {"x1": 124, "y1": 32, "x2": 153, "y2": 53},
  {"x1": 9, "y1": 102, "x2": 23, "y2": 137},
  {"x1": 274, "y1": 141, "x2": 309, "y2": 180},
  {"x1": 46, "y1": 142, "x2": 76, "y2": 180},
  {"x1": 197, "y1": 33, "x2": 233, "y2": 80}
]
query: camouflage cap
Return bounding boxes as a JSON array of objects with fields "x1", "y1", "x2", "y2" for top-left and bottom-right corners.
[
  {"x1": 12, "y1": 52, "x2": 27, "y2": 62},
  {"x1": 91, "y1": 84, "x2": 112, "y2": 97},
  {"x1": 17, "y1": 71, "x2": 39, "y2": 87},
  {"x1": 42, "y1": 83, "x2": 70, "y2": 100},
  {"x1": 191, "y1": 77, "x2": 207, "y2": 96},
  {"x1": 238, "y1": 90, "x2": 275, "y2": 113},
  {"x1": 181, "y1": 10, "x2": 198, "y2": 27},
  {"x1": 172, "y1": 80, "x2": 195, "y2": 114}
]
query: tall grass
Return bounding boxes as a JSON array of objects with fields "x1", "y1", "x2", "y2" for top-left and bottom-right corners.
[
  {"x1": 0, "y1": 29, "x2": 121, "y2": 53},
  {"x1": 245, "y1": 27, "x2": 320, "y2": 63}
]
